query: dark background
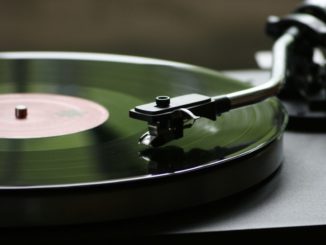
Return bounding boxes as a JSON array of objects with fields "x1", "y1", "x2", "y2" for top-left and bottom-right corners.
[{"x1": 0, "y1": 0, "x2": 298, "y2": 70}]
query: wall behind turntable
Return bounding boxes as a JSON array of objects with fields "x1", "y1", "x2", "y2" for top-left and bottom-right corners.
[{"x1": 0, "y1": 0, "x2": 297, "y2": 70}]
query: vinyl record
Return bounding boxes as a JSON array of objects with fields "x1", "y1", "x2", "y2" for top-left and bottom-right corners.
[{"x1": 0, "y1": 52, "x2": 286, "y2": 226}]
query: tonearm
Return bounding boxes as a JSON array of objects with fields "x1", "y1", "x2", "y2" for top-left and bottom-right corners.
[{"x1": 130, "y1": 0, "x2": 326, "y2": 147}]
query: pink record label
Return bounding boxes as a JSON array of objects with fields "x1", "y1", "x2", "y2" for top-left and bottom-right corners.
[{"x1": 0, "y1": 93, "x2": 109, "y2": 138}]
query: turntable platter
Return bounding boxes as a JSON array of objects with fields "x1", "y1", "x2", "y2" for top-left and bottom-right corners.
[{"x1": 0, "y1": 52, "x2": 286, "y2": 226}]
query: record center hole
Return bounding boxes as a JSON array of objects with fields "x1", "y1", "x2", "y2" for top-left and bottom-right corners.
[{"x1": 15, "y1": 105, "x2": 28, "y2": 119}]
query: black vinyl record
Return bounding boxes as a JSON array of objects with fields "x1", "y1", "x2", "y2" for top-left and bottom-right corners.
[{"x1": 0, "y1": 52, "x2": 286, "y2": 226}]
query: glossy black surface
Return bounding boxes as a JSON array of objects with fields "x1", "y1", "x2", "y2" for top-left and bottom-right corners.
[
  {"x1": 0, "y1": 52, "x2": 287, "y2": 188},
  {"x1": 0, "y1": 53, "x2": 288, "y2": 227}
]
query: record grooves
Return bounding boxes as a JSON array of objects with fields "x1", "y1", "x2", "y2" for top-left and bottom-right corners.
[{"x1": 0, "y1": 52, "x2": 286, "y2": 226}]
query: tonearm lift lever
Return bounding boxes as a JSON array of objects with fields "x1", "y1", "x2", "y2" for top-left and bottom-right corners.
[{"x1": 130, "y1": 0, "x2": 326, "y2": 147}]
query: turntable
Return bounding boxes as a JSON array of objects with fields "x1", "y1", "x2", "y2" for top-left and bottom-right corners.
[{"x1": 1, "y1": 0, "x2": 326, "y2": 243}]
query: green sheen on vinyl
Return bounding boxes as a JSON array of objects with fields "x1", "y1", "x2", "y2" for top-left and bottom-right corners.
[{"x1": 0, "y1": 53, "x2": 286, "y2": 186}]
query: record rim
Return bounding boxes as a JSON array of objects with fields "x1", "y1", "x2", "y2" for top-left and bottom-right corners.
[{"x1": 0, "y1": 135, "x2": 284, "y2": 226}]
